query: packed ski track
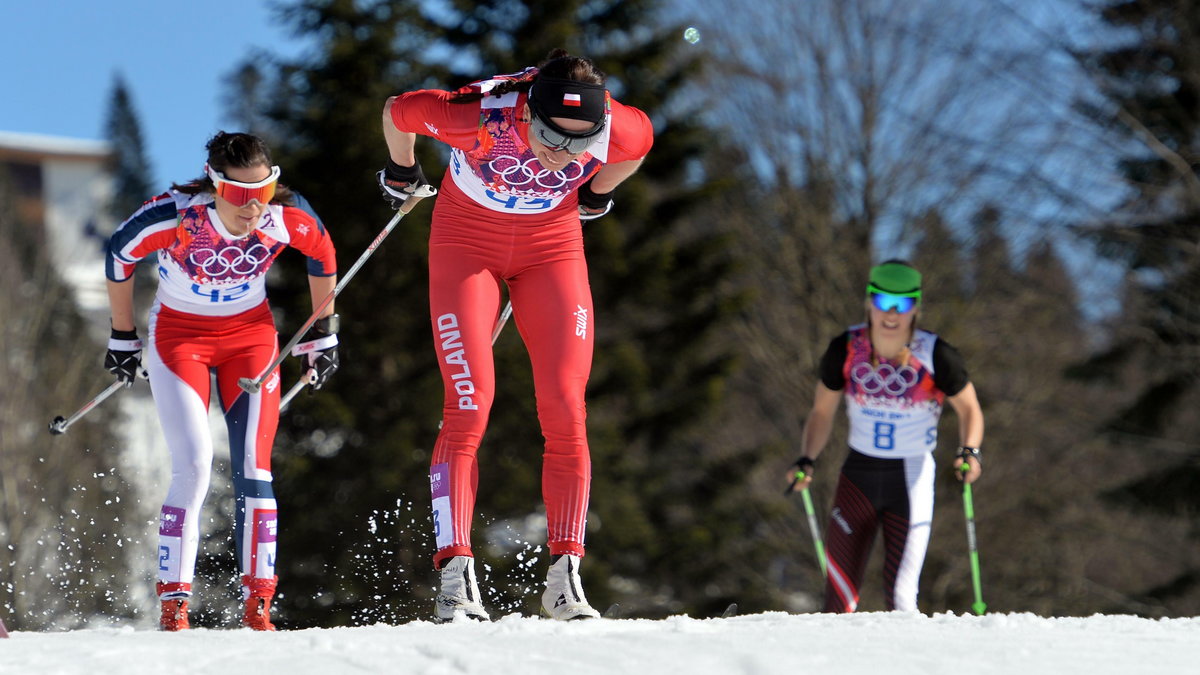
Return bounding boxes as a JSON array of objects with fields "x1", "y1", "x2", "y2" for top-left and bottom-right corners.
[{"x1": 3, "y1": 610, "x2": 1198, "y2": 674}]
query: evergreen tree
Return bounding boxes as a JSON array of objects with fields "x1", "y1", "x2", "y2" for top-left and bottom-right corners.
[
  {"x1": 103, "y1": 73, "x2": 154, "y2": 219},
  {"x1": 216, "y1": 0, "x2": 448, "y2": 628},
  {"x1": 102, "y1": 74, "x2": 159, "y2": 313},
  {"x1": 426, "y1": 0, "x2": 746, "y2": 617},
  {"x1": 701, "y1": 156, "x2": 867, "y2": 614},
  {"x1": 1071, "y1": 0, "x2": 1200, "y2": 613},
  {"x1": 223, "y1": 62, "x2": 270, "y2": 135},
  {"x1": 224, "y1": 0, "x2": 743, "y2": 624}
]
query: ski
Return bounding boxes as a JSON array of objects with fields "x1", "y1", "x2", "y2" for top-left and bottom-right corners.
[{"x1": 720, "y1": 603, "x2": 738, "y2": 618}]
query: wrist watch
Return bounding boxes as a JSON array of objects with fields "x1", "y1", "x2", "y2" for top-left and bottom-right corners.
[{"x1": 315, "y1": 313, "x2": 340, "y2": 335}]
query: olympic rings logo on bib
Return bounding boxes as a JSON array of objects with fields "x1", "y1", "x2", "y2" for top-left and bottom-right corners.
[
  {"x1": 850, "y1": 362, "x2": 919, "y2": 396},
  {"x1": 488, "y1": 155, "x2": 585, "y2": 191},
  {"x1": 188, "y1": 243, "x2": 272, "y2": 279}
]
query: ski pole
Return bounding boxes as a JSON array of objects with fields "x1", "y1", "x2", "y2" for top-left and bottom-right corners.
[
  {"x1": 481, "y1": 215, "x2": 584, "y2": 347},
  {"x1": 960, "y1": 464, "x2": 987, "y2": 615},
  {"x1": 278, "y1": 377, "x2": 310, "y2": 413},
  {"x1": 238, "y1": 188, "x2": 437, "y2": 394},
  {"x1": 48, "y1": 379, "x2": 126, "y2": 435},
  {"x1": 479, "y1": 214, "x2": 589, "y2": 347},
  {"x1": 786, "y1": 471, "x2": 828, "y2": 578},
  {"x1": 491, "y1": 300, "x2": 513, "y2": 344}
]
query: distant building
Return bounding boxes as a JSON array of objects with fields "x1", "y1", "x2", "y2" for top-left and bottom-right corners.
[
  {"x1": 0, "y1": 131, "x2": 115, "y2": 317},
  {"x1": 2, "y1": 133, "x2": 168, "y2": 600}
]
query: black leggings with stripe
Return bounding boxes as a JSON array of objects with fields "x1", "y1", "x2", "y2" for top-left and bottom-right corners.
[{"x1": 822, "y1": 449, "x2": 935, "y2": 612}]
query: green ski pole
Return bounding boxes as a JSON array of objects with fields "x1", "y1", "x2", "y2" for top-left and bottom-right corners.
[
  {"x1": 960, "y1": 464, "x2": 987, "y2": 615},
  {"x1": 787, "y1": 471, "x2": 828, "y2": 578}
]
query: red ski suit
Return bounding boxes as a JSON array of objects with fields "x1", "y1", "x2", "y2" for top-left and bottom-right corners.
[{"x1": 389, "y1": 72, "x2": 653, "y2": 566}]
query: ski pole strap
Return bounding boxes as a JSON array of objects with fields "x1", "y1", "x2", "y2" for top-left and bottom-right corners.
[
  {"x1": 108, "y1": 327, "x2": 143, "y2": 351},
  {"x1": 291, "y1": 333, "x2": 339, "y2": 356},
  {"x1": 108, "y1": 337, "x2": 144, "y2": 351},
  {"x1": 956, "y1": 446, "x2": 982, "y2": 466}
]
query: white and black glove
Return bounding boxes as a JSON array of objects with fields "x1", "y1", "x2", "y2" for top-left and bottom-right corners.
[
  {"x1": 577, "y1": 176, "x2": 614, "y2": 221},
  {"x1": 105, "y1": 327, "x2": 143, "y2": 386},
  {"x1": 292, "y1": 314, "x2": 340, "y2": 390},
  {"x1": 377, "y1": 159, "x2": 431, "y2": 209}
]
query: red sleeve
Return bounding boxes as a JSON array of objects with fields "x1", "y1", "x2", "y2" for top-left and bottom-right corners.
[
  {"x1": 389, "y1": 90, "x2": 482, "y2": 151},
  {"x1": 281, "y1": 206, "x2": 337, "y2": 277},
  {"x1": 606, "y1": 100, "x2": 654, "y2": 163}
]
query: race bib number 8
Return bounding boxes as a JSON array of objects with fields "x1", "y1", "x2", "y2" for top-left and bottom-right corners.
[{"x1": 874, "y1": 421, "x2": 895, "y2": 450}]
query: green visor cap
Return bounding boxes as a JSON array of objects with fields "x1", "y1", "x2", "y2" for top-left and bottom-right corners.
[{"x1": 867, "y1": 262, "x2": 922, "y2": 298}]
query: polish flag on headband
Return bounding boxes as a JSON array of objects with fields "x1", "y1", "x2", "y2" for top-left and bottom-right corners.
[{"x1": 563, "y1": 93, "x2": 582, "y2": 107}]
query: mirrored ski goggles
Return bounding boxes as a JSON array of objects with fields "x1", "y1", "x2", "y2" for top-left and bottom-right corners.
[
  {"x1": 529, "y1": 113, "x2": 605, "y2": 154},
  {"x1": 869, "y1": 291, "x2": 919, "y2": 314},
  {"x1": 206, "y1": 164, "x2": 281, "y2": 207}
]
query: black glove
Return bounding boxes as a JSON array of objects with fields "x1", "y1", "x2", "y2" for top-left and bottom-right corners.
[
  {"x1": 105, "y1": 327, "x2": 143, "y2": 386},
  {"x1": 306, "y1": 346, "x2": 339, "y2": 390},
  {"x1": 377, "y1": 158, "x2": 430, "y2": 209},
  {"x1": 577, "y1": 176, "x2": 614, "y2": 221},
  {"x1": 783, "y1": 456, "x2": 816, "y2": 495},
  {"x1": 792, "y1": 456, "x2": 816, "y2": 478},
  {"x1": 292, "y1": 314, "x2": 340, "y2": 390}
]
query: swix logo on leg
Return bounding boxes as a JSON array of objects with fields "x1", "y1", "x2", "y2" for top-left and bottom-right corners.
[
  {"x1": 265, "y1": 371, "x2": 280, "y2": 394},
  {"x1": 573, "y1": 305, "x2": 588, "y2": 339},
  {"x1": 437, "y1": 313, "x2": 478, "y2": 410},
  {"x1": 831, "y1": 507, "x2": 853, "y2": 535},
  {"x1": 256, "y1": 513, "x2": 278, "y2": 542}
]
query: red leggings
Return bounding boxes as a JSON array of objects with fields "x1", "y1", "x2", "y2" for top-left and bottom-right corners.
[
  {"x1": 428, "y1": 191, "x2": 593, "y2": 568},
  {"x1": 147, "y1": 301, "x2": 281, "y2": 591}
]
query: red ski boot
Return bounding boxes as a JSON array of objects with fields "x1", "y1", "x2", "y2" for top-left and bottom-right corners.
[
  {"x1": 157, "y1": 582, "x2": 191, "y2": 631},
  {"x1": 241, "y1": 575, "x2": 278, "y2": 631}
]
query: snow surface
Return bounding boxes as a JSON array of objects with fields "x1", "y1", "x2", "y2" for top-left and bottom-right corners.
[{"x1": 2, "y1": 611, "x2": 1197, "y2": 674}]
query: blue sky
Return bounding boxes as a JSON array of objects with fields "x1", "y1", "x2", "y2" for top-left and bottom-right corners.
[
  {"x1": 0, "y1": 1, "x2": 309, "y2": 187},
  {"x1": 0, "y1": 0, "x2": 1124, "y2": 320}
]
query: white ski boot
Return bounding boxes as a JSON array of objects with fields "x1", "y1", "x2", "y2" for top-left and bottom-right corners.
[
  {"x1": 542, "y1": 554, "x2": 601, "y2": 620},
  {"x1": 434, "y1": 556, "x2": 490, "y2": 622}
]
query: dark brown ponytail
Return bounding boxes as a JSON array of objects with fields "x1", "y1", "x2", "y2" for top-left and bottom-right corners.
[{"x1": 449, "y1": 49, "x2": 605, "y2": 104}]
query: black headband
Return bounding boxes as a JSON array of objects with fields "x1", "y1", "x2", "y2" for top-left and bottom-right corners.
[{"x1": 527, "y1": 76, "x2": 608, "y2": 126}]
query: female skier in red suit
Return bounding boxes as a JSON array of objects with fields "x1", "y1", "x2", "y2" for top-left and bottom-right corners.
[{"x1": 379, "y1": 49, "x2": 654, "y2": 621}]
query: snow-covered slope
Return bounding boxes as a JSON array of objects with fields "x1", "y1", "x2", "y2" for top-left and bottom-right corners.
[{"x1": 3, "y1": 611, "x2": 1197, "y2": 675}]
